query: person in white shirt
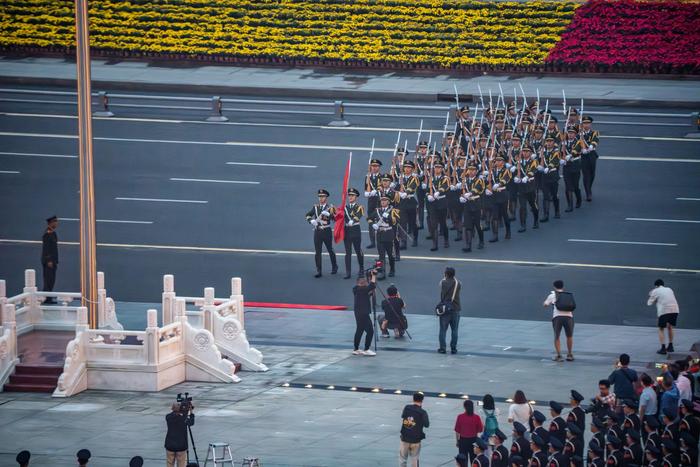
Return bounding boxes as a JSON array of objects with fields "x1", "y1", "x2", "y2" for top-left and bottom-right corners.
[
  {"x1": 647, "y1": 279, "x2": 680, "y2": 354},
  {"x1": 507, "y1": 390, "x2": 533, "y2": 426},
  {"x1": 543, "y1": 279, "x2": 574, "y2": 362}
]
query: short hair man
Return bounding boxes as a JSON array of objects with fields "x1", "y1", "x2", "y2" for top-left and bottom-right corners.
[
  {"x1": 400, "y1": 392, "x2": 430, "y2": 467},
  {"x1": 647, "y1": 279, "x2": 680, "y2": 354},
  {"x1": 543, "y1": 280, "x2": 574, "y2": 362},
  {"x1": 41, "y1": 215, "x2": 59, "y2": 304},
  {"x1": 16, "y1": 450, "x2": 30, "y2": 467},
  {"x1": 638, "y1": 373, "x2": 658, "y2": 424},
  {"x1": 595, "y1": 379, "x2": 616, "y2": 410},
  {"x1": 76, "y1": 449, "x2": 91, "y2": 466},
  {"x1": 608, "y1": 353, "x2": 638, "y2": 402},
  {"x1": 438, "y1": 267, "x2": 461, "y2": 355},
  {"x1": 165, "y1": 401, "x2": 194, "y2": 467}
]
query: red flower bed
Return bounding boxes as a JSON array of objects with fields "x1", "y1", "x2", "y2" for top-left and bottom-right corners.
[{"x1": 546, "y1": 0, "x2": 700, "y2": 74}]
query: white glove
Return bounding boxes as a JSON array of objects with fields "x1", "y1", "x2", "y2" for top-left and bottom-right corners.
[
  {"x1": 582, "y1": 148, "x2": 589, "y2": 154},
  {"x1": 514, "y1": 177, "x2": 521, "y2": 184},
  {"x1": 510, "y1": 166, "x2": 516, "y2": 173},
  {"x1": 482, "y1": 169, "x2": 489, "y2": 176},
  {"x1": 428, "y1": 195, "x2": 435, "y2": 202},
  {"x1": 566, "y1": 155, "x2": 572, "y2": 161},
  {"x1": 370, "y1": 189, "x2": 378, "y2": 197},
  {"x1": 310, "y1": 219, "x2": 318, "y2": 227},
  {"x1": 399, "y1": 192, "x2": 407, "y2": 199},
  {"x1": 465, "y1": 192, "x2": 472, "y2": 199},
  {"x1": 588, "y1": 145, "x2": 594, "y2": 151},
  {"x1": 421, "y1": 183, "x2": 427, "y2": 189},
  {"x1": 522, "y1": 176, "x2": 529, "y2": 183},
  {"x1": 485, "y1": 189, "x2": 493, "y2": 196},
  {"x1": 493, "y1": 183, "x2": 500, "y2": 190},
  {"x1": 372, "y1": 224, "x2": 379, "y2": 231},
  {"x1": 506, "y1": 163, "x2": 512, "y2": 169},
  {"x1": 537, "y1": 165, "x2": 544, "y2": 172},
  {"x1": 364, "y1": 191, "x2": 371, "y2": 197},
  {"x1": 449, "y1": 185, "x2": 456, "y2": 191},
  {"x1": 347, "y1": 220, "x2": 354, "y2": 226},
  {"x1": 459, "y1": 196, "x2": 467, "y2": 203},
  {"x1": 544, "y1": 168, "x2": 550, "y2": 174},
  {"x1": 530, "y1": 154, "x2": 538, "y2": 161},
  {"x1": 456, "y1": 182, "x2": 462, "y2": 189},
  {"x1": 382, "y1": 212, "x2": 389, "y2": 219},
  {"x1": 559, "y1": 159, "x2": 566, "y2": 166},
  {"x1": 321, "y1": 210, "x2": 330, "y2": 217},
  {"x1": 390, "y1": 182, "x2": 397, "y2": 189}
]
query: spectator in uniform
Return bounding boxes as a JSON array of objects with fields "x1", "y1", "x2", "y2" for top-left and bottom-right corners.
[{"x1": 647, "y1": 279, "x2": 680, "y2": 354}]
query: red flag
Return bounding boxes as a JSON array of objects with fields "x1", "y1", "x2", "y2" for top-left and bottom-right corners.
[{"x1": 334, "y1": 153, "x2": 352, "y2": 243}]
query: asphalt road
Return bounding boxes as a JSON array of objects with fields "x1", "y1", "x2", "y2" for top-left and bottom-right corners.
[{"x1": 1, "y1": 86, "x2": 699, "y2": 328}]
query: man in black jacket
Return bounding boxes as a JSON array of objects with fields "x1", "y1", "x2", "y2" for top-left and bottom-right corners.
[
  {"x1": 400, "y1": 392, "x2": 430, "y2": 467},
  {"x1": 165, "y1": 402, "x2": 194, "y2": 467},
  {"x1": 438, "y1": 267, "x2": 461, "y2": 354},
  {"x1": 41, "y1": 216, "x2": 59, "y2": 303}
]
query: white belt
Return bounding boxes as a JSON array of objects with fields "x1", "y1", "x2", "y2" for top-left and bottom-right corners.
[{"x1": 317, "y1": 225, "x2": 331, "y2": 230}]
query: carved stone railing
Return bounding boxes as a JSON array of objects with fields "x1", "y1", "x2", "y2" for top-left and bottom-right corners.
[{"x1": 0, "y1": 304, "x2": 20, "y2": 390}]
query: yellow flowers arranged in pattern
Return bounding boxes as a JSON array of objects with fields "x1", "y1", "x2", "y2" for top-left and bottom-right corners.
[{"x1": 0, "y1": 0, "x2": 580, "y2": 66}]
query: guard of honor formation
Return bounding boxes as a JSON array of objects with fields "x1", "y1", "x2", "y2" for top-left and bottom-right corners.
[
  {"x1": 470, "y1": 391, "x2": 699, "y2": 467},
  {"x1": 305, "y1": 97, "x2": 600, "y2": 279}
]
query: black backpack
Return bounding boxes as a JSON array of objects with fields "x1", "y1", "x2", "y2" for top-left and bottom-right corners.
[{"x1": 555, "y1": 291, "x2": 576, "y2": 312}]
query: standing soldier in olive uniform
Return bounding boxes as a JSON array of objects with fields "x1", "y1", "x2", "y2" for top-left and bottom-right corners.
[
  {"x1": 343, "y1": 188, "x2": 365, "y2": 279},
  {"x1": 487, "y1": 155, "x2": 512, "y2": 242},
  {"x1": 377, "y1": 173, "x2": 401, "y2": 261},
  {"x1": 515, "y1": 146, "x2": 540, "y2": 232},
  {"x1": 398, "y1": 160, "x2": 420, "y2": 248},
  {"x1": 364, "y1": 159, "x2": 383, "y2": 249},
  {"x1": 426, "y1": 159, "x2": 450, "y2": 251},
  {"x1": 460, "y1": 163, "x2": 485, "y2": 252},
  {"x1": 561, "y1": 126, "x2": 583, "y2": 212},
  {"x1": 415, "y1": 141, "x2": 429, "y2": 230},
  {"x1": 579, "y1": 116, "x2": 600, "y2": 202},
  {"x1": 41, "y1": 215, "x2": 59, "y2": 303},
  {"x1": 368, "y1": 194, "x2": 399, "y2": 279},
  {"x1": 305, "y1": 189, "x2": 338, "y2": 278},
  {"x1": 505, "y1": 133, "x2": 521, "y2": 221},
  {"x1": 539, "y1": 136, "x2": 561, "y2": 222},
  {"x1": 449, "y1": 154, "x2": 466, "y2": 242}
]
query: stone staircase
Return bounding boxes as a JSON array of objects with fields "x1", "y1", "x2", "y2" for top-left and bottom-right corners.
[{"x1": 3, "y1": 364, "x2": 62, "y2": 393}]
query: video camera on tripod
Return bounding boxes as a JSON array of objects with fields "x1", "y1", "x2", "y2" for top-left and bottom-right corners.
[
  {"x1": 175, "y1": 392, "x2": 199, "y2": 466},
  {"x1": 365, "y1": 260, "x2": 384, "y2": 279},
  {"x1": 177, "y1": 392, "x2": 194, "y2": 415}
]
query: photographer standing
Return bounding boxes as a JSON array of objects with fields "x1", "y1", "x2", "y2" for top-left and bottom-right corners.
[
  {"x1": 437, "y1": 267, "x2": 461, "y2": 354},
  {"x1": 352, "y1": 271, "x2": 377, "y2": 356},
  {"x1": 165, "y1": 402, "x2": 194, "y2": 467}
]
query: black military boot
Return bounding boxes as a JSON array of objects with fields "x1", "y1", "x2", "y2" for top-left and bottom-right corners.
[
  {"x1": 411, "y1": 233, "x2": 418, "y2": 247},
  {"x1": 399, "y1": 239, "x2": 407, "y2": 251},
  {"x1": 314, "y1": 270, "x2": 322, "y2": 278},
  {"x1": 575, "y1": 189, "x2": 582, "y2": 208},
  {"x1": 443, "y1": 235, "x2": 449, "y2": 248},
  {"x1": 488, "y1": 221, "x2": 499, "y2": 243},
  {"x1": 554, "y1": 200, "x2": 561, "y2": 219},
  {"x1": 540, "y1": 202, "x2": 549, "y2": 223},
  {"x1": 344, "y1": 270, "x2": 352, "y2": 279},
  {"x1": 504, "y1": 222, "x2": 511, "y2": 240},
  {"x1": 462, "y1": 230, "x2": 472, "y2": 252},
  {"x1": 565, "y1": 192, "x2": 573, "y2": 213},
  {"x1": 518, "y1": 214, "x2": 527, "y2": 233},
  {"x1": 430, "y1": 237, "x2": 438, "y2": 252},
  {"x1": 331, "y1": 264, "x2": 338, "y2": 274}
]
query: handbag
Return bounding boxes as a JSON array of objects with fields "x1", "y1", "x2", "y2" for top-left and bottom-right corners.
[{"x1": 435, "y1": 280, "x2": 459, "y2": 316}]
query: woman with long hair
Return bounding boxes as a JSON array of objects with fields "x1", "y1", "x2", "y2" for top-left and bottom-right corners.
[
  {"x1": 508, "y1": 389, "x2": 533, "y2": 426},
  {"x1": 454, "y1": 399, "x2": 483, "y2": 463}
]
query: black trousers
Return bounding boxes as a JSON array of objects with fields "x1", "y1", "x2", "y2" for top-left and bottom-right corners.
[
  {"x1": 42, "y1": 263, "x2": 57, "y2": 291},
  {"x1": 353, "y1": 312, "x2": 374, "y2": 351},
  {"x1": 541, "y1": 177, "x2": 560, "y2": 216},
  {"x1": 491, "y1": 197, "x2": 511, "y2": 230},
  {"x1": 428, "y1": 206, "x2": 448, "y2": 240},
  {"x1": 399, "y1": 206, "x2": 417, "y2": 243},
  {"x1": 564, "y1": 169, "x2": 582, "y2": 206},
  {"x1": 417, "y1": 188, "x2": 426, "y2": 227},
  {"x1": 313, "y1": 228, "x2": 337, "y2": 273},
  {"x1": 343, "y1": 230, "x2": 364, "y2": 274},
  {"x1": 377, "y1": 239, "x2": 395, "y2": 273},
  {"x1": 367, "y1": 198, "x2": 378, "y2": 245},
  {"x1": 518, "y1": 190, "x2": 538, "y2": 226},
  {"x1": 462, "y1": 205, "x2": 483, "y2": 241},
  {"x1": 449, "y1": 203, "x2": 463, "y2": 232},
  {"x1": 581, "y1": 153, "x2": 598, "y2": 198}
]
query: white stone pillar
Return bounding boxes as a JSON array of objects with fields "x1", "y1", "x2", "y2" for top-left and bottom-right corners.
[
  {"x1": 146, "y1": 309, "x2": 159, "y2": 365},
  {"x1": 203, "y1": 287, "x2": 215, "y2": 333},
  {"x1": 97, "y1": 272, "x2": 106, "y2": 326},
  {"x1": 2, "y1": 304, "x2": 17, "y2": 361},
  {"x1": 230, "y1": 277, "x2": 245, "y2": 326},
  {"x1": 76, "y1": 306, "x2": 89, "y2": 333},
  {"x1": 0, "y1": 279, "x2": 6, "y2": 326},
  {"x1": 23, "y1": 269, "x2": 39, "y2": 324},
  {"x1": 162, "y1": 275, "x2": 176, "y2": 326},
  {"x1": 175, "y1": 298, "x2": 186, "y2": 319}
]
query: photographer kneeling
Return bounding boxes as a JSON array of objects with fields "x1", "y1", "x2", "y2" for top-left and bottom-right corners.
[
  {"x1": 352, "y1": 269, "x2": 377, "y2": 356},
  {"x1": 165, "y1": 401, "x2": 195, "y2": 467},
  {"x1": 379, "y1": 285, "x2": 408, "y2": 339}
]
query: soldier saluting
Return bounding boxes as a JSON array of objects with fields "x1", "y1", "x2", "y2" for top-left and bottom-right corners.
[
  {"x1": 343, "y1": 188, "x2": 365, "y2": 279},
  {"x1": 305, "y1": 189, "x2": 338, "y2": 278},
  {"x1": 41, "y1": 215, "x2": 59, "y2": 303}
]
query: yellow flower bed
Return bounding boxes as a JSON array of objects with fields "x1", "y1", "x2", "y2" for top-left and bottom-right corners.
[{"x1": 0, "y1": 0, "x2": 580, "y2": 67}]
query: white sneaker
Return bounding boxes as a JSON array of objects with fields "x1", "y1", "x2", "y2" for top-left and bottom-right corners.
[
  {"x1": 363, "y1": 350, "x2": 376, "y2": 356},
  {"x1": 352, "y1": 350, "x2": 364, "y2": 355}
]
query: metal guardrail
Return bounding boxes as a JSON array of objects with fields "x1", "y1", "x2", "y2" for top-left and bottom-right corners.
[{"x1": 0, "y1": 88, "x2": 694, "y2": 127}]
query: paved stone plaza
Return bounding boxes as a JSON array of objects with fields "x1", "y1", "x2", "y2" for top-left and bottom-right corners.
[{"x1": 1, "y1": 306, "x2": 697, "y2": 466}]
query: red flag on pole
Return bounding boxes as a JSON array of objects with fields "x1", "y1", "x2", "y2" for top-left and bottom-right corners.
[{"x1": 334, "y1": 152, "x2": 352, "y2": 243}]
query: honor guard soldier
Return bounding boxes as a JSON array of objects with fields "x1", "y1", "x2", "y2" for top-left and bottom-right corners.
[
  {"x1": 473, "y1": 437, "x2": 491, "y2": 467},
  {"x1": 364, "y1": 159, "x2": 383, "y2": 249},
  {"x1": 505, "y1": 133, "x2": 521, "y2": 221},
  {"x1": 604, "y1": 411, "x2": 624, "y2": 442},
  {"x1": 486, "y1": 154, "x2": 512, "y2": 242},
  {"x1": 529, "y1": 434, "x2": 549, "y2": 467},
  {"x1": 660, "y1": 408, "x2": 680, "y2": 446},
  {"x1": 41, "y1": 215, "x2": 59, "y2": 303},
  {"x1": 368, "y1": 194, "x2": 399, "y2": 279},
  {"x1": 679, "y1": 399, "x2": 700, "y2": 441},
  {"x1": 579, "y1": 115, "x2": 599, "y2": 202},
  {"x1": 549, "y1": 401, "x2": 567, "y2": 444},
  {"x1": 623, "y1": 430, "x2": 643, "y2": 466},
  {"x1": 643, "y1": 416, "x2": 662, "y2": 456},
  {"x1": 397, "y1": 160, "x2": 420, "y2": 248},
  {"x1": 511, "y1": 422, "x2": 532, "y2": 462},
  {"x1": 621, "y1": 400, "x2": 641, "y2": 436},
  {"x1": 567, "y1": 390, "x2": 586, "y2": 436},
  {"x1": 561, "y1": 126, "x2": 583, "y2": 212},
  {"x1": 588, "y1": 417, "x2": 607, "y2": 465},
  {"x1": 455, "y1": 106, "x2": 472, "y2": 153},
  {"x1": 645, "y1": 445, "x2": 662, "y2": 467},
  {"x1": 448, "y1": 153, "x2": 466, "y2": 243},
  {"x1": 491, "y1": 429, "x2": 510, "y2": 467},
  {"x1": 460, "y1": 163, "x2": 486, "y2": 252},
  {"x1": 509, "y1": 456, "x2": 525, "y2": 467},
  {"x1": 426, "y1": 159, "x2": 450, "y2": 251},
  {"x1": 343, "y1": 188, "x2": 365, "y2": 279},
  {"x1": 564, "y1": 423, "x2": 584, "y2": 460},
  {"x1": 532, "y1": 410, "x2": 551, "y2": 445},
  {"x1": 660, "y1": 438, "x2": 677, "y2": 467},
  {"x1": 679, "y1": 431, "x2": 698, "y2": 466},
  {"x1": 547, "y1": 437, "x2": 567, "y2": 467},
  {"x1": 415, "y1": 141, "x2": 429, "y2": 230},
  {"x1": 514, "y1": 145, "x2": 540, "y2": 232},
  {"x1": 305, "y1": 189, "x2": 338, "y2": 278},
  {"x1": 605, "y1": 433, "x2": 624, "y2": 466},
  {"x1": 587, "y1": 441, "x2": 605, "y2": 467},
  {"x1": 546, "y1": 116, "x2": 562, "y2": 145},
  {"x1": 377, "y1": 173, "x2": 401, "y2": 260},
  {"x1": 538, "y1": 135, "x2": 561, "y2": 222}
]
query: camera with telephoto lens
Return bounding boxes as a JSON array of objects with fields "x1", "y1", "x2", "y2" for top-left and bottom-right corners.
[
  {"x1": 365, "y1": 260, "x2": 384, "y2": 278},
  {"x1": 582, "y1": 397, "x2": 606, "y2": 415},
  {"x1": 177, "y1": 392, "x2": 193, "y2": 414}
]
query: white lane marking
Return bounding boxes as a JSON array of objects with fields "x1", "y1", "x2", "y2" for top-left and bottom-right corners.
[
  {"x1": 0, "y1": 151, "x2": 77, "y2": 159},
  {"x1": 170, "y1": 177, "x2": 260, "y2": 185},
  {"x1": 0, "y1": 170, "x2": 20, "y2": 174},
  {"x1": 59, "y1": 217, "x2": 153, "y2": 225},
  {"x1": 0, "y1": 239, "x2": 696, "y2": 274},
  {"x1": 601, "y1": 156, "x2": 700, "y2": 163},
  {"x1": 676, "y1": 197, "x2": 700, "y2": 201},
  {"x1": 626, "y1": 217, "x2": 700, "y2": 224},
  {"x1": 605, "y1": 135, "x2": 700, "y2": 142},
  {"x1": 115, "y1": 197, "x2": 207, "y2": 204},
  {"x1": 226, "y1": 161, "x2": 317, "y2": 168},
  {"x1": 0, "y1": 112, "x2": 183, "y2": 123},
  {"x1": 568, "y1": 239, "x2": 677, "y2": 247}
]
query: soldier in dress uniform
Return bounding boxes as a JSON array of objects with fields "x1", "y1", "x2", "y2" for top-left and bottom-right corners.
[
  {"x1": 509, "y1": 455, "x2": 525, "y2": 467},
  {"x1": 561, "y1": 126, "x2": 583, "y2": 212},
  {"x1": 505, "y1": 132, "x2": 520, "y2": 221},
  {"x1": 473, "y1": 437, "x2": 491, "y2": 467},
  {"x1": 532, "y1": 411, "x2": 551, "y2": 445},
  {"x1": 455, "y1": 106, "x2": 473, "y2": 153},
  {"x1": 529, "y1": 434, "x2": 549, "y2": 467},
  {"x1": 511, "y1": 422, "x2": 532, "y2": 462},
  {"x1": 567, "y1": 390, "x2": 586, "y2": 436},
  {"x1": 589, "y1": 417, "x2": 607, "y2": 465},
  {"x1": 605, "y1": 433, "x2": 624, "y2": 466},
  {"x1": 368, "y1": 194, "x2": 399, "y2": 279},
  {"x1": 643, "y1": 416, "x2": 662, "y2": 460},
  {"x1": 621, "y1": 400, "x2": 641, "y2": 436},
  {"x1": 604, "y1": 411, "x2": 624, "y2": 443},
  {"x1": 41, "y1": 215, "x2": 59, "y2": 303},
  {"x1": 547, "y1": 437, "x2": 567, "y2": 467},
  {"x1": 459, "y1": 163, "x2": 486, "y2": 252},
  {"x1": 538, "y1": 135, "x2": 561, "y2": 222},
  {"x1": 645, "y1": 445, "x2": 662, "y2": 467},
  {"x1": 426, "y1": 159, "x2": 450, "y2": 251},
  {"x1": 490, "y1": 428, "x2": 510, "y2": 467},
  {"x1": 486, "y1": 155, "x2": 512, "y2": 242},
  {"x1": 549, "y1": 401, "x2": 567, "y2": 444},
  {"x1": 659, "y1": 438, "x2": 677, "y2": 467},
  {"x1": 564, "y1": 423, "x2": 583, "y2": 461},
  {"x1": 415, "y1": 141, "x2": 429, "y2": 230},
  {"x1": 679, "y1": 399, "x2": 700, "y2": 441},
  {"x1": 514, "y1": 145, "x2": 540, "y2": 232},
  {"x1": 377, "y1": 173, "x2": 401, "y2": 261},
  {"x1": 660, "y1": 408, "x2": 680, "y2": 447},
  {"x1": 397, "y1": 160, "x2": 420, "y2": 248},
  {"x1": 305, "y1": 189, "x2": 338, "y2": 278},
  {"x1": 579, "y1": 115, "x2": 600, "y2": 202},
  {"x1": 588, "y1": 441, "x2": 606, "y2": 467},
  {"x1": 342, "y1": 188, "x2": 365, "y2": 279},
  {"x1": 364, "y1": 159, "x2": 383, "y2": 249},
  {"x1": 623, "y1": 430, "x2": 643, "y2": 466},
  {"x1": 678, "y1": 430, "x2": 698, "y2": 467}
]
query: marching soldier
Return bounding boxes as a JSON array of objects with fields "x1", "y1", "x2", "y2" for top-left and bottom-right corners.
[
  {"x1": 426, "y1": 159, "x2": 450, "y2": 251},
  {"x1": 364, "y1": 159, "x2": 383, "y2": 249},
  {"x1": 343, "y1": 188, "x2": 365, "y2": 279},
  {"x1": 561, "y1": 126, "x2": 583, "y2": 212},
  {"x1": 515, "y1": 145, "x2": 540, "y2": 232},
  {"x1": 579, "y1": 115, "x2": 599, "y2": 202},
  {"x1": 505, "y1": 133, "x2": 520, "y2": 221},
  {"x1": 460, "y1": 163, "x2": 485, "y2": 252},
  {"x1": 41, "y1": 215, "x2": 59, "y2": 303},
  {"x1": 368, "y1": 194, "x2": 399, "y2": 279},
  {"x1": 415, "y1": 141, "x2": 429, "y2": 230},
  {"x1": 305, "y1": 189, "x2": 338, "y2": 278},
  {"x1": 397, "y1": 160, "x2": 420, "y2": 248},
  {"x1": 486, "y1": 155, "x2": 512, "y2": 242},
  {"x1": 377, "y1": 173, "x2": 401, "y2": 261},
  {"x1": 511, "y1": 422, "x2": 532, "y2": 462},
  {"x1": 449, "y1": 153, "x2": 466, "y2": 242},
  {"x1": 538, "y1": 135, "x2": 561, "y2": 222}
]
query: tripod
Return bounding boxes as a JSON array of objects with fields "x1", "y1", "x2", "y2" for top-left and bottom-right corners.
[
  {"x1": 186, "y1": 415, "x2": 199, "y2": 466},
  {"x1": 373, "y1": 285, "x2": 412, "y2": 340}
]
